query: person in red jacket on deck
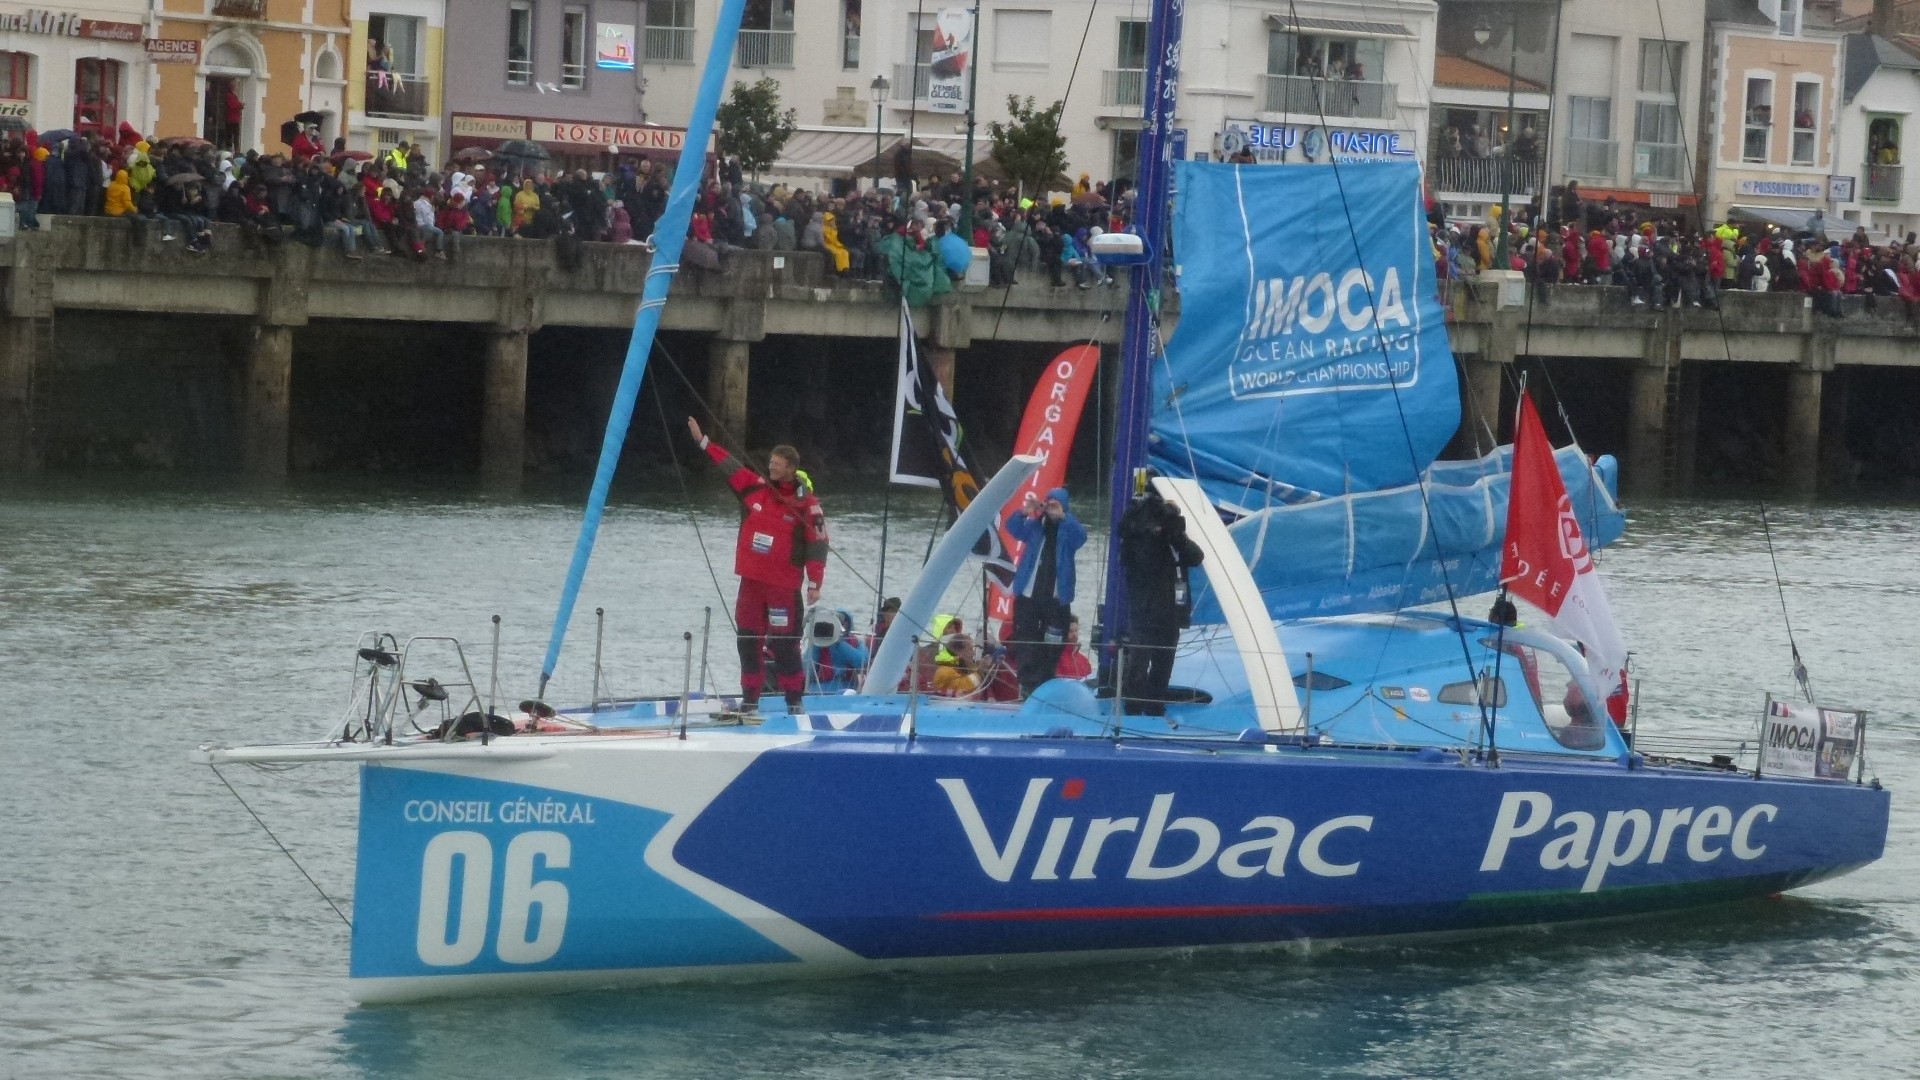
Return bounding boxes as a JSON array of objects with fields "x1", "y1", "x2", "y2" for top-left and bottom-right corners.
[{"x1": 687, "y1": 417, "x2": 828, "y2": 712}]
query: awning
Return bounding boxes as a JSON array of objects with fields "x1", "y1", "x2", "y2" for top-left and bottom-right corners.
[
  {"x1": 1727, "y1": 204, "x2": 1861, "y2": 241},
  {"x1": 1266, "y1": 14, "x2": 1414, "y2": 38},
  {"x1": 772, "y1": 128, "x2": 906, "y2": 177}
]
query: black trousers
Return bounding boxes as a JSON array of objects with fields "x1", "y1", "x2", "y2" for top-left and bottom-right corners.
[
  {"x1": 1120, "y1": 624, "x2": 1181, "y2": 716},
  {"x1": 1012, "y1": 595, "x2": 1068, "y2": 696}
]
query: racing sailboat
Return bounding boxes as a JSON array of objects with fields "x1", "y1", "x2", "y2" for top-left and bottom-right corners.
[{"x1": 193, "y1": 0, "x2": 1889, "y2": 1002}]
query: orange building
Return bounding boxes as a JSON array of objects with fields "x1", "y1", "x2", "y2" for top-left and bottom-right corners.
[{"x1": 150, "y1": 0, "x2": 351, "y2": 153}]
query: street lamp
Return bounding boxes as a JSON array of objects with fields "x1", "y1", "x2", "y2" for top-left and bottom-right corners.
[
  {"x1": 870, "y1": 74, "x2": 891, "y2": 193},
  {"x1": 1475, "y1": 13, "x2": 1520, "y2": 268}
]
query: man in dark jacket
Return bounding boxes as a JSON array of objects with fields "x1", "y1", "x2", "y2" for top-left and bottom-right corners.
[{"x1": 1117, "y1": 485, "x2": 1203, "y2": 716}]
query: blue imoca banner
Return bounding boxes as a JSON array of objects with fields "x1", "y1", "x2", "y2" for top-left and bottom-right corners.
[{"x1": 1152, "y1": 161, "x2": 1458, "y2": 510}]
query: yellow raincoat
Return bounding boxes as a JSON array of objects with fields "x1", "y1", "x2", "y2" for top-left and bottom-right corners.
[{"x1": 822, "y1": 211, "x2": 850, "y2": 272}]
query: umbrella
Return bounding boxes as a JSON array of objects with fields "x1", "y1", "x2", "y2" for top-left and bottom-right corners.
[
  {"x1": 452, "y1": 146, "x2": 494, "y2": 164},
  {"x1": 37, "y1": 128, "x2": 76, "y2": 146},
  {"x1": 1072, "y1": 189, "x2": 1108, "y2": 207},
  {"x1": 166, "y1": 171, "x2": 205, "y2": 188},
  {"x1": 294, "y1": 110, "x2": 325, "y2": 127},
  {"x1": 330, "y1": 149, "x2": 374, "y2": 163},
  {"x1": 155, "y1": 136, "x2": 211, "y2": 149},
  {"x1": 496, "y1": 139, "x2": 551, "y2": 160}
]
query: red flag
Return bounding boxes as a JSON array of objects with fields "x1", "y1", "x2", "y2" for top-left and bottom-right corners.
[
  {"x1": 988, "y1": 344, "x2": 1101, "y2": 629},
  {"x1": 1501, "y1": 392, "x2": 1630, "y2": 722}
]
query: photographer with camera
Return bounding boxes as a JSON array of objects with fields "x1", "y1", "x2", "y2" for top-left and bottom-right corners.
[{"x1": 1117, "y1": 484, "x2": 1204, "y2": 716}]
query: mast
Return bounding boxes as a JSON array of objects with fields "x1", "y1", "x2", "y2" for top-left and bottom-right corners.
[
  {"x1": 1101, "y1": 0, "x2": 1187, "y2": 660},
  {"x1": 537, "y1": 0, "x2": 753, "y2": 696}
]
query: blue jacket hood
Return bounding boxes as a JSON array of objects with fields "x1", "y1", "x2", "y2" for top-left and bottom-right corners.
[{"x1": 1047, "y1": 487, "x2": 1071, "y2": 513}]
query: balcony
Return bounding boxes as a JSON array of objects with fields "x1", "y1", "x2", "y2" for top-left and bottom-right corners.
[
  {"x1": 1633, "y1": 141, "x2": 1683, "y2": 182},
  {"x1": 506, "y1": 57, "x2": 532, "y2": 84},
  {"x1": 1564, "y1": 136, "x2": 1615, "y2": 180},
  {"x1": 365, "y1": 71, "x2": 430, "y2": 120},
  {"x1": 1260, "y1": 75, "x2": 1396, "y2": 121},
  {"x1": 562, "y1": 61, "x2": 586, "y2": 89},
  {"x1": 212, "y1": 0, "x2": 265, "y2": 17},
  {"x1": 1427, "y1": 155, "x2": 1545, "y2": 196},
  {"x1": 1865, "y1": 162, "x2": 1903, "y2": 202},
  {"x1": 644, "y1": 26, "x2": 693, "y2": 62},
  {"x1": 1102, "y1": 68, "x2": 1145, "y2": 109},
  {"x1": 735, "y1": 29, "x2": 795, "y2": 68},
  {"x1": 891, "y1": 61, "x2": 931, "y2": 101}
]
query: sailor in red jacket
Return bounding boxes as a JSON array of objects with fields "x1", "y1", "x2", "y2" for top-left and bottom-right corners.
[{"x1": 687, "y1": 417, "x2": 828, "y2": 712}]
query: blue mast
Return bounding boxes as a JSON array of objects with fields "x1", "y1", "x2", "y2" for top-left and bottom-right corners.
[
  {"x1": 1101, "y1": 0, "x2": 1187, "y2": 661},
  {"x1": 538, "y1": 0, "x2": 752, "y2": 696}
]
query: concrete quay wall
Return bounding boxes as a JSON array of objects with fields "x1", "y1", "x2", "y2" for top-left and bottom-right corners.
[{"x1": 4, "y1": 219, "x2": 1920, "y2": 495}]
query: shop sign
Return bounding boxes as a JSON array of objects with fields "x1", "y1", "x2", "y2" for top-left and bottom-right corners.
[
  {"x1": 1735, "y1": 178, "x2": 1824, "y2": 199},
  {"x1": 530, "y1": 120, "x2": 685, "y2": 151},
  {"x1": 0, "y1": 10, "x2": 142, "y2": 39},
  {"x1": 595, "y1": 22, "x2": 635, "y2": 70},
  {"x1": 0, "y1": 101, "x2": 30, "y2": 117},
  {"x1": 144, "y1": 38, "x2": 201, "y2": 63},
  {"x1": 452, "y1": 114, "x2": 530, "y2": 139},
  {"x1": 1221, "y1": 120, "x2": 1415, "y2": 163},
  {"x1": 1828, "y1": 175, "x2": 1856, "y2": 202}
]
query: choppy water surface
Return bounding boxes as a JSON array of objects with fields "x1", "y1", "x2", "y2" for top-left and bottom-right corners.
[{"x1": 2, "y1": 478, "x2": 1916, "y2": 1080}]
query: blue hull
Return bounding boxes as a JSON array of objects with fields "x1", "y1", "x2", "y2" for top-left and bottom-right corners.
[{"x1": 346, "y1": 732, "x2": 1888, "y2": 1000}]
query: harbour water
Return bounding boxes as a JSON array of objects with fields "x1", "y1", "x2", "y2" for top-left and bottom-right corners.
[{"x1": 3, "y1": 478, "x2": 1916, "y2": 1079}]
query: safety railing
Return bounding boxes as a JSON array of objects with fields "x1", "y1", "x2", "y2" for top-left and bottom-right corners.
[{"x1": 735, "y1": 29, "x2": 795, "y2": 68}]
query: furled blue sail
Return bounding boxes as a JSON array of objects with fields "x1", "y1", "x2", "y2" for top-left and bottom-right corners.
[
  {"x1": 1149, "y1": 161, "x2": 1459, "y2": 511},
  {"x1": 1190, "y1": 446, "x2": 1625, "y2": 623}
]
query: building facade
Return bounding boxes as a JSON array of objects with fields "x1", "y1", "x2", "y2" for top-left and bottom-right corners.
[
  {"x1": 0, "y1": 1, "x2": 156, "y2": 138},
  {"x1": 1700, "y1": 0, "x2": 1846, "y2": 229},
  {"x1": 440, "y1": 0, "x2": 687, "y2": 176},
  {"x1": 1550, "y1": 0, "x2": 1705, "y2": 211},
  {"x1": 150, "y1": 0, "x2": 352, "y2": 153},
  {"x1": 345, "y1": 0, "x2": 444, "y2": 161}
]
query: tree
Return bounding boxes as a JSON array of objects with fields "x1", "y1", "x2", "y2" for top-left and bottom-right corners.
[
  {"x1": 714, "y1": 77, "x2": 798, "y2": 180},
  {"x1": 987, "y1": 96, "x2": 1069, "y2": 198}
]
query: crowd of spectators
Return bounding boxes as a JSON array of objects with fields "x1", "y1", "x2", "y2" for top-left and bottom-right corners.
[
  {"x1": 1434, "y1": 179, "x2": 1920, "y2": 322},
  {"x1": 0, "y1": 121, "x2": 1134, "y2": 290}
]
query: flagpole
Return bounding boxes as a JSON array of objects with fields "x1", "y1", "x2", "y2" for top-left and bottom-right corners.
[{"x1": 1482, "y1": 373, "x2": 1530, "y2": 767}]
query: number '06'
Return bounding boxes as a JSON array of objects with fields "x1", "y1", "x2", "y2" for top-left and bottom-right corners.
[{"x1": 415, "y1": 831, "x2": 571, "y2": 966}]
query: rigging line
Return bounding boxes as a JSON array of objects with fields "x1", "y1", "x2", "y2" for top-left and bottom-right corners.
[
  {"x1": 211, "y1": 765, "x2": 353, "y2": 931},
  {"x1": 1757, "y1": 502, "x2": 1815, "y2": 702},
  {"x1": 1287, "y1": 0, "x2": 1484, "y2": 700},
  {"x1": 647, "y1": 360, "x2": 739, "y2": 633},
  {"x1": 1645, "y1": 0, "x2": 1814, "y2": 687}
]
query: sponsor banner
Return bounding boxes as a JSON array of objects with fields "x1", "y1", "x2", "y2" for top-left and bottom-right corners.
[
  {"x1": 1828, "y1": 175, "x2": 1855, "y2": 203},
  {"x1": 595, "y1": 21, "x2": 635, "y2": 70},
  {"x1": 451, "y1": 114, "x2": 530, "y2": 139},
  {"x1": 987, "y1": 344, "x2": 1101, "y2": 627},
  {"x1": 144, "y1": 37, "x2": 201, "y2": 64},
  {"x1": 1735, "y1": 178, "x2": 1825, "y2": 200},
  {"x1": 1221, "y1": 121, "x2": 1416, "y2": 164},
  {"x1": 1760, "y1": 699, "x2": 1861, "y2": 780},
  {"x1": 530, "y1": 120, "x2": 686, "y2": 151},
  {"x1": 927, "y1": 8, "x2": 972, "y2": 115},
  {"x1": 1151, "y1": 161, "x2": 1457, "y2": 502}
]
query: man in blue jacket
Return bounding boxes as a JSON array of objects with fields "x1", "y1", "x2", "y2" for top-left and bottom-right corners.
[{"x1": 1005, "y1": 486, "x2": 1088, "y2": 698}]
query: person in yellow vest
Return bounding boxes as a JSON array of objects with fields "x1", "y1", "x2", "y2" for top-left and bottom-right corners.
[{"x1": 385, "y1": 142, "x2": 410, "y2": 176}]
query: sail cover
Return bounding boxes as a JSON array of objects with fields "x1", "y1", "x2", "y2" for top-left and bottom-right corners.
[{"x1": 1151, "y1": 161, "x2": 1458, "y2": 511}]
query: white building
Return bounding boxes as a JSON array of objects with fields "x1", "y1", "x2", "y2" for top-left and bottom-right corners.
[
  {"x1": 0, "y1": 0, "x2": 156, "y2": 139},
  {"x1": 1834, "y1": 31, "x2": 1920, "y2": 237},
  {"x1": 634, "y1": 0, "x2": 1436, "y2": 192}
]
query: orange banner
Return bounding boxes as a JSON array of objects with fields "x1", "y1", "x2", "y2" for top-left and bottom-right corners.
[{"x1": 989, "y1": 344, "x2": 1102, "y2": 629}]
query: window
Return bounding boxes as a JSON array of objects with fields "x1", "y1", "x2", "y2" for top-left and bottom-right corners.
[
  {"x1": 842, "y1": 0, "x2": 860, "y2": 68},
  {"x1": 0, "y1": 52, "x2": 27, "y2": 100},
  {"x1": 1566, "y1": 96, "x2": 1612, "y2": 177},
  {"x1": 1778, "y1": 0, "x2": 1800, "y2": 36},
  {"x1": 1637, "y1": 39, "x2": 1683, "y2": 95},
  {"x1": 1293, "y1": 671, "x2": 1352, "y2": 691},
  {"x1": 1792, "y1": 80, "x2": 1819, "y2": 165},
  {"x1": 1111, "y1": 127, "x2": 1140, "y2": 190},
  {"x1": 1268, "y1": 31, "x2": 1384, "y2": 81},
  {"x1": 368, "y1": 13, "x2": 422, "y2": 74},
  {"x1": 1502, "y1": 643, "x2": 1609, "y2": 751},
  {"x1": 993, "y1": 10, "x2": 1050, "y2": 68},
  {"x1": 562, "y1": 6, "x2": 587, "y2": 88},
  {"x1": 1438, "y1": 676, "x2": 1507, "y2": 708},
  {"x1": 507, "y1": 2, "x2": 533, "y2": 85},
  {"x1": 1867, "y1": 115, "x2": 1902, "y2": 201},
  {"x1": 645, "y1": 0, "x2": 693, "y2": 62},
  {"x1": 739, "y1": 0, "x2": 796, "y2": 66},
  {"x1": 1743, "y1": 76, "x2": 1773, "y2": 162},
  {"x1": 73, "y1": 58, "x2": 120, "y2": 136},
  {"x1": 1118, "y1": 19, "x2": 1148, "y2": 69}
]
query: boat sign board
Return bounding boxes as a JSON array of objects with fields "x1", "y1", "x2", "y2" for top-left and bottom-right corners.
[{"x1": 1760, "y1": 698, "x2": 1862, "y2": 781}]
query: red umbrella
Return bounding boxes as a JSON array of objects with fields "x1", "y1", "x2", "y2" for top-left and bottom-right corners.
[
  {"x1": 330, "y1": 149, "x2": 374, "y2": 163},
  {"x1": 452, "y1": 146, "x2": 494, "y2": 164}
]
